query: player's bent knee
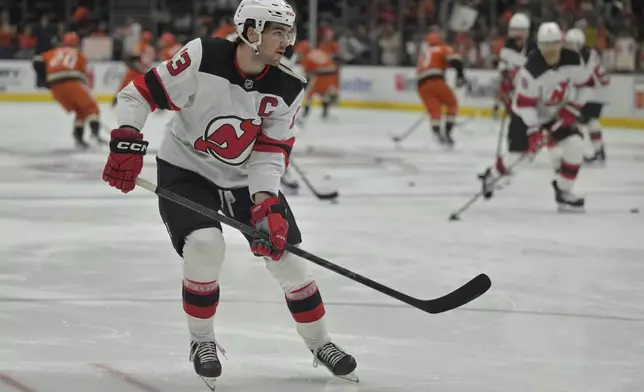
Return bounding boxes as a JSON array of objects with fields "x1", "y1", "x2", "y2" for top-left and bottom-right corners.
[
  {"x1": 560, "y1": 134, "x2": 584, "y2": 164},
  {"x1": 182, "y1": 227, "x2": 226, "y2": 282},
  {"x1": 265, "y1": 250, "x2": 313, "y2": 294}
]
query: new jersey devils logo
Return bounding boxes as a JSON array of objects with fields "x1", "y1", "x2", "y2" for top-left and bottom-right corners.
[{"x1": 194, "y1": 116, "x2": 262, "y2": 165}]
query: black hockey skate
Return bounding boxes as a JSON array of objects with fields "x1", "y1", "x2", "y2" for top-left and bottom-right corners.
[
  {"x1": 190, "y1": 340, "x2": 225, "y2": 391},
  {"x1": 478, "y1": 168, "x2": 495, "y2": 199},
  {"x1": 312, "y1": 341, "x2": 358, "y2": 383},
  {"x1": 432, "y1": 128, "x2": 447, "y2": 145},
  {"x1": 443, "y1": 129, "x2": 455, "y2": 147},
  {"x1": 583, "y1": 147, "x2": 606, "y2": 164},
  {"x1": 552, "y1": 180, "x2": 585, "y2": 212}
]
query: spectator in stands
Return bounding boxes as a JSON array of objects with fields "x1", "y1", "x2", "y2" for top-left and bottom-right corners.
[
  {"x1": 211, "y1": 17, "x2": 236, "y2": 39},
  {"x1": 34, "y1": 14, "x2": 57, "y2": 55},
  {"x1": 0, "y1": 10, "x2": 14, "y2": 59},
  {"x1": 378, "y1": 22, "x2": 400, "y2": 66},
  {"x1": 17, "y1": 24, "x2": 37, "y2": 59}
]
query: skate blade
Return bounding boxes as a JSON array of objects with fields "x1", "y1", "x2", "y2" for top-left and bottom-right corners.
[
  {"x1": 557, "y1": 204, "x2": 586, "y2": 213},
  {"x1": 336, "y1": 371, "x2": 359, "y2": 383},
  {"x1": 199, "y1": 376, "x2": 217, "y2": 391}
]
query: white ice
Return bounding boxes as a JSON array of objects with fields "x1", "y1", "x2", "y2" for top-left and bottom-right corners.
[{"x1": 0, "y1": 103, "x2": 643, "y2": 392}]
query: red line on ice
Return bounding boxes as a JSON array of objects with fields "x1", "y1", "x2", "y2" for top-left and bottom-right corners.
[
  {"x1": 0, "y1": 372, "x2": 38, "y2": 392},
  {"x1": 90, "y1": 363, "x2": 163, "y2": 392}
]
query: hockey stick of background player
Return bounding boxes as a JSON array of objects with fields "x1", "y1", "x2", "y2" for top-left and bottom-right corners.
[
  {"x1": 390, "y1": 114, "x2": 425, "y2": 144},
  {"x1": 448, "y1": 152, "x2": 529, "y2": 221},
  {"x1": 289, "y1": 159, "x2": 339, "y2": 201},
  {"x1": 493, "y1": 113, "x2": 508, "y2": 160},
  {"x1": 135, "y1": 177, "x2": 491, "y2": 314}
]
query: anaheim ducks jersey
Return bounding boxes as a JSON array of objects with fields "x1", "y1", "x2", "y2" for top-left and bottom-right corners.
[
  {"x1": 416, "y1": 43, "x2": 457, "y2": 80},
  {"x1": 512, "y1": 48, "x2": 592, "y2": 132},
  {"x1": 497, "y1": 37, "x2": 537, "y2": 87},
  {"x1": 116, "y1": 37, "x2": 305, "y2": 197},
  {"x1": 39, "y1": 47, "x2": 89, "y2": 85},
  {"x1": 579, "y1": 45, "x2": 610, "y2": 103},
  {"x1": 300, "y1": 49, "x2": 337, "y2": 75}
]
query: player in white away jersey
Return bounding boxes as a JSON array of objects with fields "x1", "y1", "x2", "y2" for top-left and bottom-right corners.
[
  {"x1": 490, "y1": 12, "x2": 537, "y2": 176},
  {"x1": 484, "y1": 22, "x2": 593, "y2": 212},
  {"x1": 564, "y1": 28, "x2": 610, "y2": 163},
  {"x1": 101, "y1": 0, "x2": 357, "y2": 388}
]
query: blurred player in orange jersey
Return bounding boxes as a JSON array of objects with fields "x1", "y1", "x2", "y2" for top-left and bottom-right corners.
[
  {"x1": 416, "y1": 32, "x2": 466, "y2": 146},
  {"x1": 112, "y1": 30, "x2": 156, "y2": 106},
  {"x1": 33, "y1": 32, "x2": 102, "y2": 149},
  {"x1": 158, "y1": 32, "x2": 182, "y2": 61},
  {"x1": 297, "y1": 40, "x2": 339, "y2": 122}
]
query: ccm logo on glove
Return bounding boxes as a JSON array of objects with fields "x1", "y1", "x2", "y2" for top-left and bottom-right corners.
[{"x1": 111, "y1": 140, "x2": 149, "y2": 154}]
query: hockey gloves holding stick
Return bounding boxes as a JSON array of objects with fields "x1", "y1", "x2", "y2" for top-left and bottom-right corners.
[
  {"x1": 250, "y1": 196, "x2": 289, "y2": 261},
  {"x1": 527, "y1": 103, "x2": 581, "y2": 153},
  {"x1": 102, "y1": 128, "x2": 148, "y2": 193}
]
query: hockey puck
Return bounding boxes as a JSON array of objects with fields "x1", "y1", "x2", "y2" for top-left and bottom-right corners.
[
  {"x1": 630, "y1": 208, "x2": 640, "y2": 214},
  {"x1": 448, "y1": 214, "x2": 460, "y2": 221},
  {"x1": 408, "y1": 181, "x2": 415, "y2": 187}
]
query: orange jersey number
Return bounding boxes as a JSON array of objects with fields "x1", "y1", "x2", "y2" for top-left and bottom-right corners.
[
  {"x1": 42, "y1": 48, "x2": 86, "y2": 75},
  {"x1": 301, "y1": 49, "x2": 336, "y2": 74},
  {"x1": 417, "y1": 44, "x2": 453, "y2": 74}
]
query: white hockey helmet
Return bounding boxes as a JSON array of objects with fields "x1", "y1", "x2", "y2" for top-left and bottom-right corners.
[
  {"x1": 234, "y1": 0, "x2": 297, "y2": 53},
  {"x1": 564, "y1": 28, "x2": 586, "y2": 51},
  {"x1": 508, "y1": 13, "x2": 530, "y2": 30},
  {"x1": 537, "y1": 22, "x2": 563, "y2": 44}
]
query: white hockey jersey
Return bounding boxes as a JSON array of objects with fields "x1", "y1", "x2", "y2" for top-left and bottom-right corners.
[
  {"x1": 579, "y1": 46, "x2": 610, "y2": 104},
  {"x1": 497, "y1": 37, "x2": 537, "y2": 87},
  {"x1": 116, "y1": 37, "x2": 306, "y2": 197},
  {"x1": 511, "y1": 48, "x2": 593, "y2": 133}
]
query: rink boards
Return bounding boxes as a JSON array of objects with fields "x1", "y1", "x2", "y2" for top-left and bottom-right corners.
[{"x1": 1, "y1": 60, "x2": 644, "y2": 129}]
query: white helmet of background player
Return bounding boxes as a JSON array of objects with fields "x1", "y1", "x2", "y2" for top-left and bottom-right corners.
[
  {"x1": 564, "y1": 28, "x2": 586, "y2": 52},
  {"x1": 537, "y1": 22, "x2": 563, "y2": 64},
  {"x1": 234, "y1": 0, "x2": 297, "y2": 54},
  {"x1": 508, "y1": 13, "x2": 530, "y2": 38}
]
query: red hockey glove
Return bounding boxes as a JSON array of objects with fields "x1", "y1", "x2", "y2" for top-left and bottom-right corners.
[
  {"x1": 527, "y1": 129, "x2": 545, "y2": 154},
  {"x1": 250, "y1": 196, "x2": 289, "y2": 261},
  {"x1": 499, "y1": 76, "x2": 514, "y2": 95},
  {"x1": 102, "y1": 128, "x2": 148, "y2": 193},
  {"x1": 558, "y1": 103, "x2": 581, "y2": 128}
]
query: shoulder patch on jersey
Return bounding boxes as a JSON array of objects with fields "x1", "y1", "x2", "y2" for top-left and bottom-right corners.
[{"x1": 199, "y1": 37, "x2": 236, "y2": 73}]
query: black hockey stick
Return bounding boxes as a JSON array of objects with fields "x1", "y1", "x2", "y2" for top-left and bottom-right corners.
[
  {"x1": 448, "y1": 153, "x2": 529, "y2": 221},
  {"x1": 135, "y1": 178, "x2": 491, "y2": 314},
  {"x1": 289, "y1": 159, "x2": 339, "y2": 201},
  {"x1": 391, "y1": 115, "x2": 425, "y2": 144}
]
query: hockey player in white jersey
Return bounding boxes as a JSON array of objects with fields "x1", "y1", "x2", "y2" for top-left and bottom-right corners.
[
  {"x1": 494, "y1": 22, "x2": 593, "y2": 211},
  {"x1": 564, "y1": 28, "x2": 609, "y2": 163},
  {"x1": 489, "y1": 12, "x2": 536, "y2": 177},
  {"x1": 101, "y1": 0, "x2": 357, "y2": 388}
]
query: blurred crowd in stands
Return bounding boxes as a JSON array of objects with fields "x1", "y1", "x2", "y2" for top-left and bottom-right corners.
[{"x1": 0, "y1": 0, "x2": 642, "y2": 71}]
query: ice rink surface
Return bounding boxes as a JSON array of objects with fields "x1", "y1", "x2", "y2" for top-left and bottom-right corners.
[{"x1": 0, "y1": 103, "x2": 643, "y2": 392}]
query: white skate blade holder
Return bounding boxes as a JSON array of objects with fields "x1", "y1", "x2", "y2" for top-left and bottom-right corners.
[{"x1": 199, "y1": 376, "x2": 217, "y2": 391}]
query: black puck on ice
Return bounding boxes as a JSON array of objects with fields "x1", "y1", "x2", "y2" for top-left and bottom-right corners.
[
  {"x1": 630, "y1": 208, "x2": 640, "y2": 214},
  {"x1": 449, "y1": 214, "x2": 460, "y2": 221}
]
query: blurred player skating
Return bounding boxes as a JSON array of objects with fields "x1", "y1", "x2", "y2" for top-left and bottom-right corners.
[
  {"x1": 564, "y1": 28, "x2": 610, "y2": 164},
  {"x1": 416, "y1": 32, "x2": 466, "y2": 146},
  {"x1": 101, "y1": 0, "x2": 357, "y2": 388},
  {"x1": 297, "y1": 40, "x2": 339, "y2": 123},
  {"x1": 482, "y1": 22, "x2": 593, "y2": 212},
  {"x1": 112, "y1": 30, "x2": 155, "y2": 106},
  {"x1": 33, "y1": 32, "x2": 103, "y2": 149},
  {"x1": 158, "y1": 32, "x2": 182, "y2": 62},
  {"x1": 489, "y1": 12, "x2": 536, "y2": 176}
]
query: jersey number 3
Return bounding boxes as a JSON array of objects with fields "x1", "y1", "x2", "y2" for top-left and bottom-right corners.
[{"x1": 166, "y1": 50, "x2": 191, "y2": 76}]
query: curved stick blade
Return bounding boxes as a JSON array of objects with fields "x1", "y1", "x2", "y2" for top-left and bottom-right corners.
[{"x1": 417, "y1": 274, "x2": 491, "y2": 314}]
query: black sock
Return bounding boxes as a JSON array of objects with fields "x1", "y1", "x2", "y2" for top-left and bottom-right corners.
[{"x1": 89, "y1": 120, "x2": 100, "y2": 136}]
